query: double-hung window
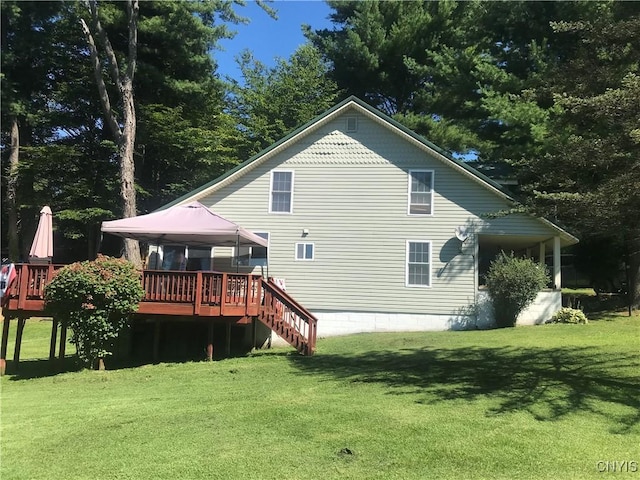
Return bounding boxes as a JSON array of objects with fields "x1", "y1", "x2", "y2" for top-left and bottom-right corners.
[
  {"x1": 406, "y1": 241, "x2": 432, "y2": 287},
  {"x1": 408, "y1": 170, "x2": 434, "y2": 215},
  {"x1": 270, "y1": 170, "x2": 293, "y2": 213}
]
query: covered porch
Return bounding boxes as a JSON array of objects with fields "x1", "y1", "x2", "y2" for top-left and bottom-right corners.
[{"x1": 476, "y1": 233, "x2": 570, "y2": 326}]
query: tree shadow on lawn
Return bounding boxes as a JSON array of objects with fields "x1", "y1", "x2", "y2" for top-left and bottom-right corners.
[
  {"x1": 290, "y1": 344, "x2": 639, "y2": 434},
  {"x1": 3, "y1": 356, "x2": 82, "y2": 380}
]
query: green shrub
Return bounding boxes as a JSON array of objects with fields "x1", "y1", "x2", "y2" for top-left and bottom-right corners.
[
  {"x1": 548, "y1": 307, "x2": 589, "y2": 324},
  {"x1": 485, "y1": 252, "x2": 549, "y2": 328},
  {"x1": 45, "y1": 255, "x2": 144, "y2": 369}
]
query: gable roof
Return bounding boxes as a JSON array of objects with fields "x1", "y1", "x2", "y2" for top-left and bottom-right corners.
[{"x1": 162, "y1": 96, "x2": 578, "y2": 245}]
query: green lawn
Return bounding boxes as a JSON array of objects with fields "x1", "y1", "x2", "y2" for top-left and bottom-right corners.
[{"x1": 1, "y1": 313, "x2": 638, "y2": 480}]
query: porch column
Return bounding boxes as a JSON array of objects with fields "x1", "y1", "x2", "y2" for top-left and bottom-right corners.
[
  {"x1": 539, "y1": 242, "x2": 545, "y2": 267},
  {"x1": 553, "y1": 236, "x2": 562, "y2": 290}
]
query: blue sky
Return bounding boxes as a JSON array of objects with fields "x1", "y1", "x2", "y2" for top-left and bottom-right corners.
[{"x1": 216, "y1": 1, "x2": 334, "y2": 81}]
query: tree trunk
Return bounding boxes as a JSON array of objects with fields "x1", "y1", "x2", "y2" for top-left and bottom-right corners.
[
  {"x1": 80, "y1": 0, "x2": 141, "y2": 268},
  {"x1": 119, "y1": 81, "x2": 142, "y2": 268},
  {"x1": 97, "y1": 357, "x2": 105, "y2": 370},
  {"x1": 6, "y1": 116, "x2": 21, "y2": 262}
]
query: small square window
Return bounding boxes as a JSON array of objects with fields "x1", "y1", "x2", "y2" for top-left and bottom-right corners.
[
  {"x1": 346, "y1": 116, "x2": 358, "y2": 132},
  {"x1": 295, "y1": 242, "x2": 314, "y2": 261}
]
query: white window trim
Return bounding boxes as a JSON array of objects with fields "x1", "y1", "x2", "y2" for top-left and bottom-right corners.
[
  {"x1": 405, "y1": 240, "x2": 432, "y2": 288},
  {"x1": 407, "y1": 169, "x2": 434, "y2": 216},
  {"x1": 269, "y1": 170, "x2": 294, "y2": 214},
  {"x1": 233, "y1": 232, "x2": 270, "y2": 267},
  {"x1": 295, "y1": 242, "x2": 315, "y2": 261}
]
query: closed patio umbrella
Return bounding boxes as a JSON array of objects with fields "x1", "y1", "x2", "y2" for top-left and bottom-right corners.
[{"x1": 28, "y1": 206, "x2": 53, "y2": 263}]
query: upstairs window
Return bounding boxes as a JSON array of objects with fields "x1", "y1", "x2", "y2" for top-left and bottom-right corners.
[
  {"x1": 270, "y1": 171, "x2": 293, "y2": 213},
  {"x1": 408, "y1": 170, "x2": 434, "y2": 215}
]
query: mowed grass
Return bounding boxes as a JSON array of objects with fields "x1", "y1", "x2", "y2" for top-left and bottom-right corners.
[{"x1": 1, "y1": 313, "x2": 638, "y2": 480}]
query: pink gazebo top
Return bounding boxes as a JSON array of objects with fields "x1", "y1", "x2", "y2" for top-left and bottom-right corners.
[{"x1": 101, "y1": 202, "x2": 267, "y2": 248}]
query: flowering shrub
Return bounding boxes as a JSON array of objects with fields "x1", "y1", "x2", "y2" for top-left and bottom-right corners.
[
  {"x1": 548, "y1": 307, "x2": 589, "y2": 324},
  {"x1": 485, "y1": 252, "x2": 549, "y2": 328},
  {"x1": 45, "y1": 255, "x2": 144, "y2": 369}
]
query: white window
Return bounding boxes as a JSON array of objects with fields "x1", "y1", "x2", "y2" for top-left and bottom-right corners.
[
  {"x1": 270, "y1": 171, "x2": 293, "y2": 213},
  {"x1": 234, "y1": 232, "x2": 269, "y2": 267},
  {"x1": 406, "y1": 241, "x2": 431, "y2": 287},
  {"x1": 295, "y1": 242, "x2": 314, "y2": 261},
  {"x1": 408, "y1": 170, "x2": 434, "y2": 215}
]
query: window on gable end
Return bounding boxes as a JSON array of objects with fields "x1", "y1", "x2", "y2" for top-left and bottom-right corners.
[
  {"x1": 270, "y1": 170, "x2": 293, "y2": 213},
  {"x1": 408, "y1": 170, "x2": 434, "y2": 215}
]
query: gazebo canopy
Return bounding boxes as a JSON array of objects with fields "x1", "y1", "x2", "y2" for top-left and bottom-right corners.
[{"x1": 101, "y1": 202, "x2": 267, "y2": 248}]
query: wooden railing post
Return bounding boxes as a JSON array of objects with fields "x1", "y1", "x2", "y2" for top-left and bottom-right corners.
[
  {"x1": 220, "y1": 273, "x2": 228, "y2": 316},
  {"x1": 194, "y1": 271, "x2": 203, "y2": 316},
  {"x1": 17, "y1": 264, "x2": 29, "y2": 309}
]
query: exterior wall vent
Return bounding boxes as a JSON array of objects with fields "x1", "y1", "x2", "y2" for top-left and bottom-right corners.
[{"x1": 346, "y1": 116, "x2": 358, "y2": 132}]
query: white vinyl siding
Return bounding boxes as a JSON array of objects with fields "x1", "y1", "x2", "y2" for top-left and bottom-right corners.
[
  {"x1": 408, "y1": 170, "x2": 433, "y2": 215},
  {"x1": 406, "y1": 241, "x2": 431, "y2": 287},
  {"x1": 269, "y1": 170, "x2": 293, "y2": 213},
  {"x1": 295, "y1": 242, "x2": 314, "y2": 261}
]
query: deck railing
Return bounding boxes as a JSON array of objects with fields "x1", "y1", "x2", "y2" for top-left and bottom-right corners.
[
  {"x1": 4, "y1": 264, "x2": 261, "y2": 318},
  {"x1": 258, "y1": 278, "x2": 317, "y2": 355},
  {"x1": 3, "y1": 264, "x2": 315, "y2": 356}
]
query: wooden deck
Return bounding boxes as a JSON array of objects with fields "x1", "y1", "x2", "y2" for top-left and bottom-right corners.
[{"x1": 1, "y1": 264, "x2": 317, "y2": 374}]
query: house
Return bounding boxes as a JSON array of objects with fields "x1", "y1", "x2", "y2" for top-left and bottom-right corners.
[{"x1": 158, "y1": 96, "x2": 578, "y2": 338}]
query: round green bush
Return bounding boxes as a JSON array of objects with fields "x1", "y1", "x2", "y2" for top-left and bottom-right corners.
[
  {"x1": 485, "y1": 251, "x2": 549, "y2": 328},
  {"x1": 45, "y1": 255, "x2": 144, "y2": 369},
  {"x1": 548, "y1": 307, "x2": 588, "y2": 324}
]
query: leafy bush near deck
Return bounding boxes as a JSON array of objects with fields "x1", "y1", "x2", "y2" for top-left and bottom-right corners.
[
  {"x1": 485, "y1": 252, "x2": 549, "y2": 328},
  {"x1": 548, "y1": 307, "x2": 589, "y2": 324},
  {"x1": 44, "y1": 255, "x2": 144, "y2": 369}
]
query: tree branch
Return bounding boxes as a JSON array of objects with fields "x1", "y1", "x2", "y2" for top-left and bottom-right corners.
[
  {"x1": 86, "y1": 0, "x2": 121, "y2": 89},
  {"x1": 79, "y1": 16, "x2": 122, "y2": 142}
]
